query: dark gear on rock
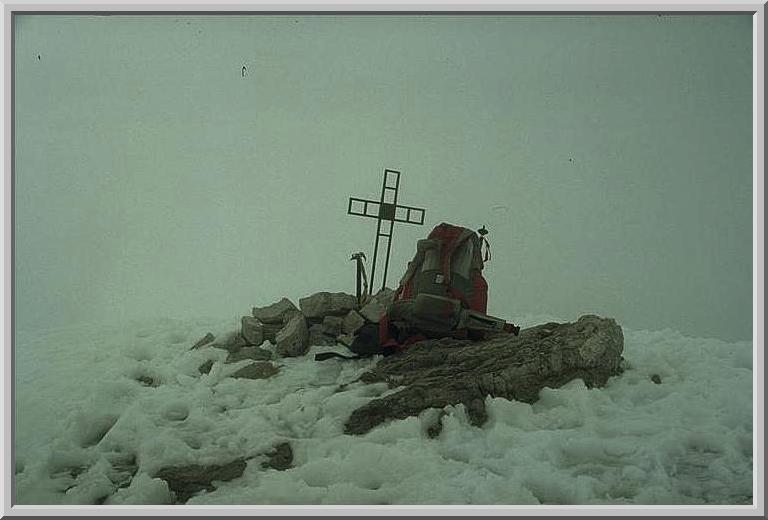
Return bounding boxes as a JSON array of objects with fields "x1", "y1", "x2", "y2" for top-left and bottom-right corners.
[{"x1": 379, "y1": 222, "x2": 520, "y2": 350}]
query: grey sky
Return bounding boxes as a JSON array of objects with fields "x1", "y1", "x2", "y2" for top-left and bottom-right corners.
[{"x1": 14, "y1": 14, "x2": 753, "y2": 341}]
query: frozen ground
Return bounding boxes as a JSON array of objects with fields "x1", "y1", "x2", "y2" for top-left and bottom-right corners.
[{"x1": 14, "y1": 313, "x2": 753, "y2": 505}]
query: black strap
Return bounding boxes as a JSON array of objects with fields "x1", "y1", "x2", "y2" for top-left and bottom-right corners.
[{"x1": 314, "y1": 352, "x2": 360, "y2": 361}]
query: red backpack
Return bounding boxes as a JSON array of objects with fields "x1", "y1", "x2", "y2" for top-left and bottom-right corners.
[
  {"x1": 396, "y1": 222, "x2": 489, "y2": 311},
  {"x1": 322, "y1": 222, "x2": 517, "y2": 361},
  {"x1": 380, "y1": 222, "x2": 493, "y2": 348}
]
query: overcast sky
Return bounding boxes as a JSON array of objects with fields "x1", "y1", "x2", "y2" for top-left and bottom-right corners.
[{"x1": 14, "y1": 14, "x2": 753, "y2": 341}]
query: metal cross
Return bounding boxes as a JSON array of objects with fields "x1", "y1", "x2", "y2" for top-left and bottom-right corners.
[{"x1": 348, "y1": 168, "x2": 426, "y2": 294}]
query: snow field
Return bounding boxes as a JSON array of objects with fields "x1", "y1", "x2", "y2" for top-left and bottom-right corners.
[{"x1": 14, "y1": 314, "x2": 753, "y2": 505}]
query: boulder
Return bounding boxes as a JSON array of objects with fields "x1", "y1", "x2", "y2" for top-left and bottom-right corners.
[
  {"x1": 252, "y1": 298, "x2": 300, "y2": 324},
  {"x1": 344, "y1": 314, "x2": 625, "y2": 435},
  {"x1": 226, "y1": 346, "x2": 273, "y2": 363},
  {"x1": 154, "y1": 458, "x2": 247, "y2": 504},
  {"x1": 299, "y1": 292, "x2": 357, "y2": 319},
  {"x1": 321, "y1": 315, "x2": 344, "y2": 337},
  {"x1": 309, "y1": 324, "x2": 337, "y2": 347},
  {"x1": 359, "y1": 288, "x2": 395, "y2": 322},
  {"x1": 231, "y1": 362, "x2": 279, "y2": 380},
  {"x1": 275, "y1": 314, "x2": 310, "y2": 357},
  {"x1": 342, "y1": 310, "x2": 366, "y2": 334},
  {"x1": 240, "y1": 316, "x2": 264, "y2": 346}
]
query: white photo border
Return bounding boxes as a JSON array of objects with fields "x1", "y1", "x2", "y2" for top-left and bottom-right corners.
[{"x1": 2, "y1": 1, "x2": 764, "y2": 516}]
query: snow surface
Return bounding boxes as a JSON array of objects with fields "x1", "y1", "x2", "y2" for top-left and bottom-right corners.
[{"x1": 14, "y1": 313, "x2": 753, "y2": 505}]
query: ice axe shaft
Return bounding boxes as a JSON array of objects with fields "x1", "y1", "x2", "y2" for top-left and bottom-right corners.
[{"x1": 350, "y1": 252, "x2": 368, "y2": 306}]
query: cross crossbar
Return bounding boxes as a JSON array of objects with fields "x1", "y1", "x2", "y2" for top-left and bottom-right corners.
[{"x1": 347, "y1": 197, "x2": 426, "y2": 225}]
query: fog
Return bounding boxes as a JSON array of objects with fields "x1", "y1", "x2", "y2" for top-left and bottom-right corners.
[{"x1": 14, "y1": 14, "x2": 753, "y2": 341}]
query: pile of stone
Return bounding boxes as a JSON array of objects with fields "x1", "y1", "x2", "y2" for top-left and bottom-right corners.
[
  {"x1": 188, "y1": 291, "x2": 626, "y2": 442},
  {"x1": 190, "y1": 289, "x2": 395, "y2": 370}
]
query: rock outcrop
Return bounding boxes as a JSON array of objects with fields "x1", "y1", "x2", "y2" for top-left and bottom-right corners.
[{"x1": 344, "y1": 314, "x2": 624, "y2": 435}]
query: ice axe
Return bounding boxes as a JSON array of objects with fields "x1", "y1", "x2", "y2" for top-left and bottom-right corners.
[
  {"x1": 350, "y1": 252, "x2": 368, "y2": 307},
  {"x1": 477, "y1": 225, "x2": 491, "y2": 262}
]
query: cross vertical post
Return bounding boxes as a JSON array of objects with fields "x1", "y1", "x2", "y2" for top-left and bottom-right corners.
[{"x1": 348, "y1": 169, "x2": 426, "y2": 295}]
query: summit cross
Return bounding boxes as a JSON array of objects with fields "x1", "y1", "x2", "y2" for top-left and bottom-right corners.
[{"x1": 347, "y1": 168, "x2": 426, "y2": 294}]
